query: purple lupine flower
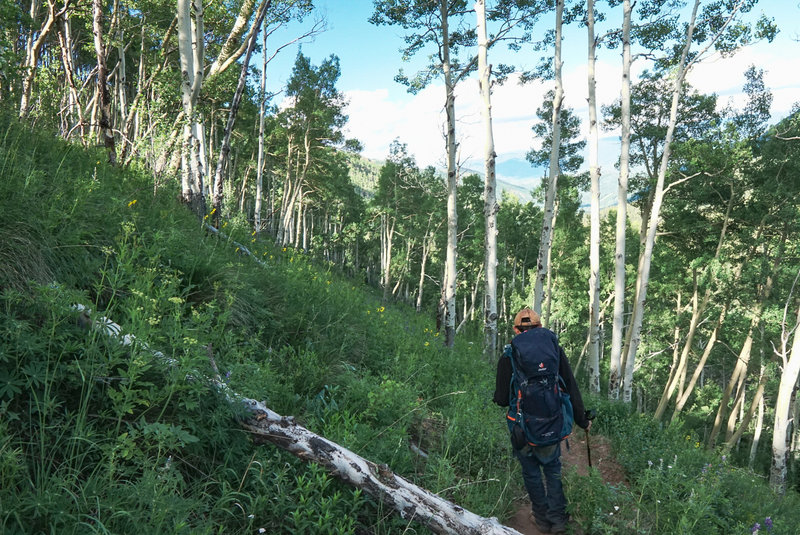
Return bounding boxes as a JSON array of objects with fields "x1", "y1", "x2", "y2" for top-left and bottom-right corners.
[
  {"x1": 764, "y1": 517, "x2": 773, "y2": 531},
  {"x1": 751, "y1": 522, "x2": 761, "y2": 534}
]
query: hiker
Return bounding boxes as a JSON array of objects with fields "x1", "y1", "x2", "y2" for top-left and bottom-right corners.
[{"x1": 493, "y1": 307, "x2": 591, "y2": 535}]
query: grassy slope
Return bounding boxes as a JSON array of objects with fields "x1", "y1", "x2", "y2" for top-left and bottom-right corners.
[
  {"x1": 0, "y1": 116, "x2": 517, "y2": 534},
  {"x1": 1, "y1": 115, "x2": 798, "y2": 534}
]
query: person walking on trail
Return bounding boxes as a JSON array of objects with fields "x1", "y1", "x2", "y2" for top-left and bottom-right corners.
[{"x1": 493, "y1": 307, "x2": 591, "y2": 534}]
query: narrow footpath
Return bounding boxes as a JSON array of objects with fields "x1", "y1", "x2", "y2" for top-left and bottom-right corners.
[{"x1": 504, "y1": 433, "x2": 627, "y2": 535}]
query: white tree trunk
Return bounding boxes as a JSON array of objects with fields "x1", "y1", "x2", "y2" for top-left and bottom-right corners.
[
  {"x1": 243, "y1": 404, "x2": 521, "y2": 535},
  {"x1": 608, "y1": 0, "x2": 631, "y2": 400},
  {"x1": 586, "y1": 0, "x2": 601, "y2": 394},
  {"x1": 441, "y1": 0, "x2": 458, "y2": 348},
  {"x1": 177, "y1": 0, "x2": 205, "y2": 209},
  {"x1": 255, "y1": 22, "x2": 268, "y2": 234},
  {"x1": 532, "y1": 0, "x2": 563, "y2": 315},
  {"x1": 381, "y1": 215, "x2": 396, "y2": 301},
  {"x1": 770, "y1": 303, "x2": 800, "y2": 494},
  {"x1": 621, "y1": 0, "x2": 700, "y2": 403},
  {"x1": 93, "y1": 0, "x2": 116, "y2": 164},
  {"x1": 417, "y1": 222, "x2": 434, "y2": 313},
  {"x1": 750, "y1": 390, "x2": 765, "y2": 468},
  {"x1": 476, "y1": 0, "x2": 498, "y2": 360},
  {"x1": 57, "y1": 12, "x2": 84, "y2": 140}
]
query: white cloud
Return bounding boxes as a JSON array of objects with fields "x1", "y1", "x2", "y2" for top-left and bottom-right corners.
[{"x1": 342, "y1": 35, "x2": 799, "y2": 173}]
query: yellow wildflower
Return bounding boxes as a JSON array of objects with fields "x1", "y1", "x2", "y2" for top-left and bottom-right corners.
[{"x1": 127, "y1": 199, "x2": 137, "y2": 207}]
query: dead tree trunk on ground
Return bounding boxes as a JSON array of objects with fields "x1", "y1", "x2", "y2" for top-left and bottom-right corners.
[{"x1": 74, "y1": 232, "x2": 522, "y2": 535}]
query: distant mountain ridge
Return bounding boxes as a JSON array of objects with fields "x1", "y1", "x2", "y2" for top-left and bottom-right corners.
[{"x1": 345, "y1": 151, "x2": 620, "y2": 209}]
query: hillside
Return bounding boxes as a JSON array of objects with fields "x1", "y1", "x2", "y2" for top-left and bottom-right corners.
[{"x1": 2, "y1": 116, "x2": 799, "y2": 535}]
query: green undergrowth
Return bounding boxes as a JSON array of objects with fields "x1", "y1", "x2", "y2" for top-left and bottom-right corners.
[
  {"x1": 0, "y1": 115, "x2": 518, "y2": 534},
  {"x1": 1, "y1": 114, "x2": 798, "y2": 534},
  {"x1": 564, "y1": 397, "x2": 800, "y2": 534}
]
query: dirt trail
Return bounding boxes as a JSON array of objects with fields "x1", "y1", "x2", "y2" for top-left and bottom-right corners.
[{"x1": 504, "y1": 433, "x2": 626, "y2": 535}]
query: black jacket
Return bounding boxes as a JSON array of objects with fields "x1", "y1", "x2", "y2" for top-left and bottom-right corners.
[{"x1": 493, "y1": 327, "x2": 590, "y2": 429}]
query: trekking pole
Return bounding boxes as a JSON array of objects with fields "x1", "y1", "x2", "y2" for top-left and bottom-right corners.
[{"x1": 584, "y1": 409, "x2": 597, "y2": 467}]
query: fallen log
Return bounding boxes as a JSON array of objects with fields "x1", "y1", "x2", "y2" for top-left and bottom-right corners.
[{"x1": 73, "y1": 303, "x2": 521, "y2": 535}]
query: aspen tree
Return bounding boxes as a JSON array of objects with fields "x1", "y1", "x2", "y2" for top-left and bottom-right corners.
[
  {"x1": 608, "y1": 0, "x2": 631, "y2": 400},
  {"x1": 255, "y1": 21, "x2": 268, "y2": 235},
  {"x1": 177, "y1": 0, "x2": 205, "y2": 212},
  {"x1": 770, "y1": 296, "x2": 800, "y2": 494},
  {"x1": 92, "y1": 0, "x2": 115, "y2": 165},
  {"x1": 476, "y1": 0, "x2": 498, "y2": 358},
  {"x1": 532, "y1": 0, "x2": 564, "y2": 318},
  {"x1": 586, "y1": 0, "x2": 601, "y2": 393}
]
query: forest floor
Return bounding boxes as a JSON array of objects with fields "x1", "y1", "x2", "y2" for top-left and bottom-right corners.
[{"x1": 504, "y1": 433, "x2": 627, "y2": 535}]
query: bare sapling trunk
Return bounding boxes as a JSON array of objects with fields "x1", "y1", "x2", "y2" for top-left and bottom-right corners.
[
  {"x1": 57, "y1": 12, "x2": 84, "y2": 140},
  {"x1": 532, "y1": 0, "x2": 564, "y2": 316},
  {"x1": 710, "y1": 238, "x2": 781, "y2": 447},
  {"x1": 212, "y1": 0, "x2": 271, "y2": 228},
  {"x1": 586, "y1": 0, "x2": 601, "y2": 393},
  {"x1": 655, "y1": 187, "x2": 734, "y2": 419},
  {"x1": 20, "y1": 1, "x2": 70, "y2": 119},
  {"x1": 417, "y1": 218, "x2": 437, "y2": 313},
  {"x1": 476, "y1": 0, "x2": 498, "y2": 360},
  {"x1": 725, "y1": 365, "x2": 768, "y2": 452},
  {"x1": 381, "y1": 214, "x2": 396, "y2": 302},
  {"x1": 255, "y1": 22, "x2": 268, "y2": 234}
]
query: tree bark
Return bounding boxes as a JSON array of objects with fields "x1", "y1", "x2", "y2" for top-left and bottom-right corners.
[
  {"x1": 381, "y1": 214, "x2": 396, "y2": 302},
  {"x1": 476, "y1": 0, "x2": 498, "y2": 361},
  {"x1": 709, "y1": 236, "x2": 782, "y2": 448},
  {"x1": 532, "y1": 0, "x2": 564, "y2": 316},
  {"x1": 242, "y1": 404, "x2": 521, "y2": 535},
  {"x1": 208, "y1": 0, "x2": 260, "y2": 79},
  {"x1": 417, "y1": 220, "x2": 435, "y2": 313},
  {"x1": 770, "y1": 301, "x2": 800, "y2": 495},
  {"x1": 177, "y1": 0, "x2": 206, "y2": 213},
  {"x1": 586, "y1": 0, "x2": 601, "y2": 393},
  {"x1": 441, "y1": 0, "x2": 458, "y2": 348},
  {"x1": 121, "y1": 17, "x2": 176, "y2": 165},
  {"x1": 92, "y1": 0, "x2": 116, "y2": 165}
]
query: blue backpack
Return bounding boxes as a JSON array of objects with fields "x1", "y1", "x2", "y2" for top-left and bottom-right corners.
[{"x1": 505, "y1": 328, "x2": 574, "y2": 451}]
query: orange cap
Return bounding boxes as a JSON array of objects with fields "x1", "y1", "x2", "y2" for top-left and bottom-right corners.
[{"x1": 514, "y1": 307, "x2": 541, "y2": 329}]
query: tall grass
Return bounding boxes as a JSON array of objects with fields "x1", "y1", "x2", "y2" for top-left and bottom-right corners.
[{"x1": 1, "y1": 112, "x2": 798, "y2": 534}]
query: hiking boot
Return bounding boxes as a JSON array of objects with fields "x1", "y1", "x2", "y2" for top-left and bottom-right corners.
[{"x1": 529, "y1": 512, "x2": 552, "y2": 533}]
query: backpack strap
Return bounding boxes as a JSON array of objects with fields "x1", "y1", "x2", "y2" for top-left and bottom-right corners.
[{"x1": 505, "y1": 343, "x2": 524, "y2": 424}]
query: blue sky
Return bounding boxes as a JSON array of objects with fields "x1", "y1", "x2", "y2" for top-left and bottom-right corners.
[{"x1": 265, "y1": 1, "x2": 800, "y2": 202}]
